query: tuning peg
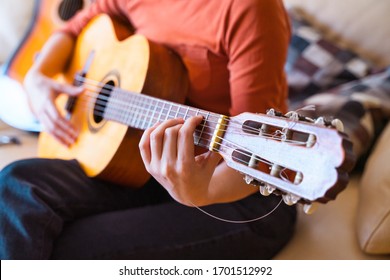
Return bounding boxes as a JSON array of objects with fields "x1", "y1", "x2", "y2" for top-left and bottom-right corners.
[
  {"x1": 282, "y1": 193, "x2": 300, "y2": 205},
  {"x1": 303, "y1": 202, "x2": 318, "y2": 214},
  {"x1": 266, "y1": 108, "x2": 276, "y2": 116},
  {"x1": 331, "y1": 118, "x2": 344, "y2": 132},
  {"x1": 244, "y1": 175, "x2": 254, "y2": 184},
  {"x1": 259, "y1": 184, "x2": 275, "y2": 196},
  {"x1": 314, "y1": 117, "x2": 325, "y2": 126}
]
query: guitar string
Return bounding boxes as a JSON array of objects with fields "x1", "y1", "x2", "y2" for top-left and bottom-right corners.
[
  {"x1": 62, "y1": 0, "x2": 79, "y2": 20},
  {"x1": 72, "y1": 89, "x2": 308, "y2": 147},
  {"x1": 70, "y1": 78, "x2": 310, "y2": 147},
  {"x1": 65, "y1": 76, "x2": 312, "y2": 154},
  {"x1": 74, "y1": 75, "x2": 317, "y2": 147},
  {"x1": 189, "y1": 198, "x2": 283, "y2": 224},
  {"x1": 73, "y1": 75, "x2": 305, "y2": 137}
]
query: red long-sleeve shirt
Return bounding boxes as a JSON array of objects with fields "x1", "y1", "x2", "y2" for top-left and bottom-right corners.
[{"x1": 60, "y1": 0, "x2": 290, "y2": 116}]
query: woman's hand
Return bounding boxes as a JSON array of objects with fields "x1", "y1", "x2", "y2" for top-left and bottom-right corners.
[
  {"x1": 24, "y1": 71, "x2": 83, "y2": 146},
  {"x1": 139, "y1": 116, "x2": 222, "y2": 206}
]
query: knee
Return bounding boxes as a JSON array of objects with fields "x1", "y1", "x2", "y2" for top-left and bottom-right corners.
[
  {"x1": 1, "y1": 159, "x2": 33, "y2": 180},
  {"x1": 0, "y1": 159, "x2": 39, "y2": 197}
]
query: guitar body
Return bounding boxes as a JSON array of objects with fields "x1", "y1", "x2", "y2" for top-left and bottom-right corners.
[
  {"x1": 0, "y1": 0, "x2": 91, "y2": 131},
  {"x1": 38, "y1": 15, "x2": 188, "y2": 187}
]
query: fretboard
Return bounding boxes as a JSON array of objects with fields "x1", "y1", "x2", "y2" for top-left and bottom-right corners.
[{"x1": 103, "y1": 88, "x2": 224, "y2": 150}]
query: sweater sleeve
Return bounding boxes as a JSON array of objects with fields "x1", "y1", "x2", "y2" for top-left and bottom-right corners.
[
  {"x1": 58, "y1": 0, "x2": 130, "y2": 38},
  {"x1": 225, "y1": 0, "x2": 290, "y2": 115}
]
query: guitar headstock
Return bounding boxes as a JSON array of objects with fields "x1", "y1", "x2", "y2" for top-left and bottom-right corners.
[{"x1": 220, "y1": 109, "x2": 356, "y2": 213}]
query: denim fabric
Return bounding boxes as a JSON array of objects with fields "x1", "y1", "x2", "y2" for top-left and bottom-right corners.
[{"x1": 0, "y1": 158, "x2": 296, "y2": 259}]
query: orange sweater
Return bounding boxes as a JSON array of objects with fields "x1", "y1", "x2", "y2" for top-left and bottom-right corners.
[{"x1": 61, "y1": 0, "x2": 290, "y2": 116}]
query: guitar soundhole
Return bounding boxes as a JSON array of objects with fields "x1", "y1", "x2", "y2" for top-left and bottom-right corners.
[
  {"x1": 58, "y1": 0, "x2": 84, "y2": 21},
  {"x1": 93, "y1": 80, "x2": 114, "y2": 124}
]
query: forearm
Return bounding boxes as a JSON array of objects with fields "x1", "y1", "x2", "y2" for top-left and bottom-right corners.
[
  {"x1": 199, "y1": 161, "x2": 258, "y2": 206},
  {"x1": 27, "y1": 32, "x2": 75, "y2": 78},
  {"x1": 23, "y1": 32, "x2": 81, "y2": 147}
]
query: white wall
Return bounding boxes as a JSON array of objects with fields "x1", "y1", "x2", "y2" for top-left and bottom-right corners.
[{"x1": 0, "y1": 0, "x2": 34, "y2": 63}]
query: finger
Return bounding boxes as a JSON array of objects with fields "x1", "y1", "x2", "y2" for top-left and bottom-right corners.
[
  {"x1": 139, "y1": 123, "x2": 160, "y2": 165},
  {"x1": 195, "y1": 151, "x2": 222, "y2": 170},
  {"x1": 177, "y1": 115, "x2": 203, "y2": 162},
  {"x1": 48, "y1": 79, "x2": 84, "y2": 96},
  {"x1": 161, "y1": 124, "x2": 182, "y2": 160},
  {"x1": 149, "y1": 118, "x2": 184, "y2": 161},
  {"x1": 40, "y1": 113, "x2": 73, "y2": 147},
  {"x1": 45, "y1": 102, "x2": 78, "y2": 140}
]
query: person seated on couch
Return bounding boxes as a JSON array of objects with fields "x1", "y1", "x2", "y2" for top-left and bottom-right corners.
[{"x1": 0, "y1": 0, "x2": 296, "y2": 259}]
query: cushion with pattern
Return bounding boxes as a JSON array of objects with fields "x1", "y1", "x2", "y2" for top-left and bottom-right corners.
[
  {"x1": 294, "y1": 67, "x2": 390, "y2": 165},
  {"x1": 286, "y1": 9, "x2": 374, "y2": 106}
]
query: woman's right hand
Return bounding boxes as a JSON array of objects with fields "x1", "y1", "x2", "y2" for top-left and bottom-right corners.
[{"x1": 24, "y1": 70, "x2": 83, "y2": 147}]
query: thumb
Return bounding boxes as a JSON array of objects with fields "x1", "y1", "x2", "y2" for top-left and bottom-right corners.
[
  {"x1": 196, "y1": 151, "x2": 222, "y2": 170},
  {"x1": 50, "y1": 80, "x2": 84, "y2": 96}
]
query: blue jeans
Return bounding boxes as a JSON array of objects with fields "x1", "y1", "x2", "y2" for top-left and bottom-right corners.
[{"x1": 0, "y1": 158, "x2": 296, "y2": 259}]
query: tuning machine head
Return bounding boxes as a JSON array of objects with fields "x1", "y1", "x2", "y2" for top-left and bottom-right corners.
[{"x1": 303, "y1": 202, "x2": 319, "y2": 214}]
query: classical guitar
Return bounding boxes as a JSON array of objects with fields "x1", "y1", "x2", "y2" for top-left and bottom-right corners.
[
  {"x1": 38, "y1": 15, "x2": 355, "y2": 210},
  {"x1": 0, "y1": 0, "x2": 92, "y2": 131}
]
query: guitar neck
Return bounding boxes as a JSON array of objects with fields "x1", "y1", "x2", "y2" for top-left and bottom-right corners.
[{"x1": 103, "y1": 87, "x2": 225, "y2": 151}]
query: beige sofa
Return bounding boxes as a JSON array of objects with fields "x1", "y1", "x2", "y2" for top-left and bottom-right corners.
[{"x1": 1, "y1": 0, "x2": 390, "y2": 259}]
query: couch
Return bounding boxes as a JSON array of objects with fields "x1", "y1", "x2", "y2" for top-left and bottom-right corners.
[{"x1": 0, "y1": 0, "x2": 389, "y2": 259}]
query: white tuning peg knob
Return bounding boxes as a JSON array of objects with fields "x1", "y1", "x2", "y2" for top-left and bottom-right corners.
[
  {"x1": 331, "y1": 119, "x2": 344, "y2": 132},
  {"x1": 303, "y1": 202, "x2": 319, "y2": 214},
  {"x1": 314, "y1": 117, "x2": 325, "y2": 126},
  {"x1": 259, "y1": 184, "x2": 275, "y2": 196},
  {"x1": 244, "y1": 175, "x2": 254, "y2": 185},
  {"x1": 282, "y1": 193, "x2": 300, "y2": 206}
]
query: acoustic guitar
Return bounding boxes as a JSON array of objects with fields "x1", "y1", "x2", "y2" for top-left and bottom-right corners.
[
  {"x1": 38, "y1": 14, "x2": 355, "y2": 210},
  {"x1": 0, "y1": 0, "x2": 92, "y2": 131}
]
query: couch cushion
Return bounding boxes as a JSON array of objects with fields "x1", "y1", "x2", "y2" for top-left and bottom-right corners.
[
  {"x1": 357, "y1": 123, "x2": 390, "y2": 254},
  {"x1": 283, "y1": 0, "x2": 390, "y2": 68},
  {"x1": 286, "y1": 8, "x2": 374, "y2": 106},
  {"x1": 290, "y1": 68, "x2": 390, "y2": 166}
]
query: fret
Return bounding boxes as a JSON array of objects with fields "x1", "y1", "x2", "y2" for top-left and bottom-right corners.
[
  {"x1": 179, "y1": 105, "x2": 188, "y2": 120},
  {"x1": 139, "y1": 97, "x2": 147, "y2": 129},
  {"x1": 105, "y1": 89, "x2": 121, "y2": 123},
  {"x1": 141, "y1": 95, "x2": 153, "y2": 129},
  {"x1": 174, "y1": 104, "x2": 180, "y2": 119},
  {"x1": 123, "y1": 92, "x2": 134, "y2": 126},
  {"x1": 130, "y1": 94, "x2": 140, "y2": 128},
  {"x1": 157, "y1": 101, "x2": 165, "y2": 123},
  {"x1": 147, "y1": 99, "x2": 158, "y2": 129},
  {"x1": 183, "y1": 106, "x2": 190, "y2": 120},
  {"x1": 136, "y1": 95, "x2": 147, "y2": 129},
  {"x1": 165, "y1": 103, "x2": 173, "y2": 120},
  {"x1": 196, "y1": 112, "x2": 209, "y2": 145}
]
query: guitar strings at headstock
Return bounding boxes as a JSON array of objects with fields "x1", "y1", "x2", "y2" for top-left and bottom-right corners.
[{"x1": 240, "y1": 107, "x2": 347, "y2": 214}]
